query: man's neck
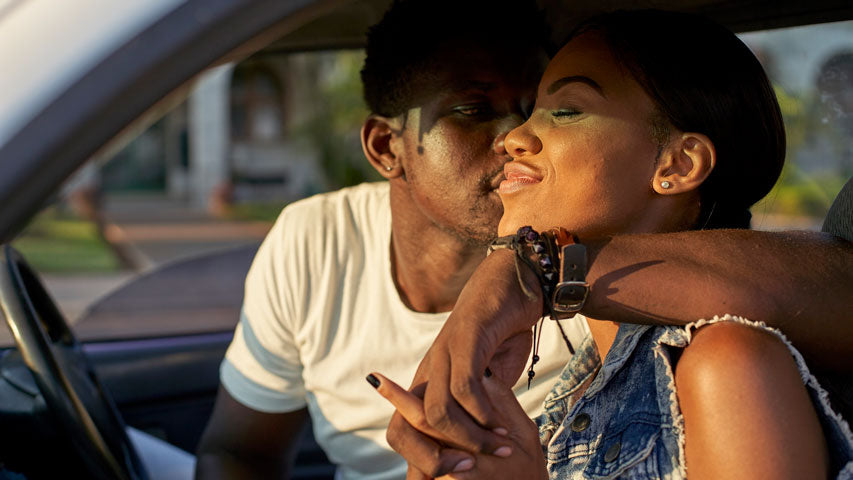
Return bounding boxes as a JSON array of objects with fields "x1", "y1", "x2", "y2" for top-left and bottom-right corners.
[{"x1": 389, "y1": 195, "x2": 489, "y2": 314}]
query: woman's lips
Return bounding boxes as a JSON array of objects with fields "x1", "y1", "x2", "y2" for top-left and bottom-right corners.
[{"x1": 499, "y1": 163, "x2": 542, "y2": 195}]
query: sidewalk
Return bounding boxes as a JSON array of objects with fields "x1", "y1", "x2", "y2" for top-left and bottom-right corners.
[
  {"x1": 43, "y1": 194, "x2": 274, "y2": 323},
  {"x1": 101, "y1": 194, "x2": 273, "y2": 270}
]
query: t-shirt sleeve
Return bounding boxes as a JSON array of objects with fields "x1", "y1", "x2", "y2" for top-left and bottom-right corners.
[{"x1": 220, "y1": 207, "x2": 309, "y2": 413}]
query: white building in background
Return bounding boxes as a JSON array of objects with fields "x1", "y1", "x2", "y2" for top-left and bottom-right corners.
[
  {"x1": 182, "y1": 57, "x2": 327, "y2": 210},
  {"x1": 78, "y1": 50, "x2": 365, "y2": 212}
]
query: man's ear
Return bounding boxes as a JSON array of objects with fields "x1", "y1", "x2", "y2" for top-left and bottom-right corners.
[
  {"x1": 361, "y1": 115, "x2": 404, "y2": 179},
  {"x1": 652, "y1": 132, "x2": 716, "y2": 195}
]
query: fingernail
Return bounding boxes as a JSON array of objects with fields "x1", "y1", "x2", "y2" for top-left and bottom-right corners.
[
  {"x1": 493, "y1": 446, "x2": 512, "y2": 457},
  {"x1": 484, "y1": 367, "x2": 492, "y2": 377},
  {"x1": 453, "y1": 458, "x2": 474, "y2": 472},
  {"x1": 366, "y1": 374, "x2": 381, "y2": 388},
  {"x1": 493, "y1": 427, "x2": 508, "y2": 436}
]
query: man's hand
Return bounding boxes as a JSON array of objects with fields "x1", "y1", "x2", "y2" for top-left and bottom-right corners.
[
  {"x1": 371, "y1": 372, "x2": 547, "y2": 480},
  {"x1": 384, "y1": 249, "x2": 544, "y2": 477}
]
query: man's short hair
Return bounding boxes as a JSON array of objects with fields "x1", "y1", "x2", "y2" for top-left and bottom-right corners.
[{"x1": 361, "y1": 0, "x2": 551, "y2": 117}]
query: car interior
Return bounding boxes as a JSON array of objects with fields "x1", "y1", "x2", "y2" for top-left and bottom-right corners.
[{"x1": 0, "y1": 0, "x2": 851, "y2": 478}]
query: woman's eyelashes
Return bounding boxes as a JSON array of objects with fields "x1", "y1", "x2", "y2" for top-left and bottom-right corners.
[{"x1": 550, "y1": 108, "x2": 582, "y2": 119}]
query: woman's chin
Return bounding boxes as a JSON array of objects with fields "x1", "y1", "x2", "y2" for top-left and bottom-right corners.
[
  {"x1": 497, "y1": 217, "x2": 519, "y2": 237},
  {"x1": 498, "y1": 215, "x2": 544, "y2": 237}
]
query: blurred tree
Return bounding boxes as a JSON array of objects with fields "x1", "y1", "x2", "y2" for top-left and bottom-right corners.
[
  {"x1": 293, "y1": 50, "x2": 382, "y2": 190},
  {"x1": 754, "y1": 85, "x2": 847, "y2": 219}
]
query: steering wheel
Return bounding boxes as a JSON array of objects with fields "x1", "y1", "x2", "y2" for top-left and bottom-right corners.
[{"x1": 0, "y1": 245, "x2": 147, "y2": 480}]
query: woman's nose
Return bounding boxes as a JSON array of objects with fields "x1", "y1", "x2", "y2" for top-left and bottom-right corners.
[
  {"x1": 493, "y1": 114, "x2": 525, "y2": 155},
  {"x1": 504, "y1": 121, "x2": 541, "y2": 157}
]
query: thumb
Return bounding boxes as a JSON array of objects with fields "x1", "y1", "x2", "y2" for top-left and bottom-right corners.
[{"x1": 481, "y1": 376, "x2": 539, "y2": 446}]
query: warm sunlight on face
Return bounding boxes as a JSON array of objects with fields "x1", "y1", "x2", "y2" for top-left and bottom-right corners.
[{"x1": 497, "y1": 32, "x2": 677, "y2": 238}]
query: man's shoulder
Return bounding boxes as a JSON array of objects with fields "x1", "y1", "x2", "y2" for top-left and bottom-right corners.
[
  {"x1": 261, "y1": 182, "x2": 391, "y2": 257},
  {"x1": 276, "y1": 182, "x2": 390, "y2": 227}
]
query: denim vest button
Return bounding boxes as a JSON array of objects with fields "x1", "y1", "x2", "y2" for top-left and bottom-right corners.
[
  {"x1": 570, "y1": 413, "x2": 590, "y2": 432},
  {"x1": 604, "y1": 442, "x2": 621, "y2": 462}
]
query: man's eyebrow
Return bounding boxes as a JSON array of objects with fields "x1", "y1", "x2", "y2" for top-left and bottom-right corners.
[
  {"x1": 546, "y1": 75, "x2": 604, "y2": 96},
  {"x1": 445, "y1": 80, "x2": 497, "y2": 92}
]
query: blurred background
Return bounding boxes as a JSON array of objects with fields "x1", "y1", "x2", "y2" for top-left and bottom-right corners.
[{"x1": 11, "y1": 20, "x2": 853, "y2": 325}]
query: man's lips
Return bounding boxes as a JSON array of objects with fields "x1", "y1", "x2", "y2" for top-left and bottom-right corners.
[
  {"x1": 499, "y1": 162, "x2": 542, "y2": 195},
  {"x1": 489, "y1": 172, "x2": 506, "y2": 191}
]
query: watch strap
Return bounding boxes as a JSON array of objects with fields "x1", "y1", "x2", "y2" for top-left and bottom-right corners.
[{"x1": 551, "y1": 243, "x2": 589, "y2": 317}]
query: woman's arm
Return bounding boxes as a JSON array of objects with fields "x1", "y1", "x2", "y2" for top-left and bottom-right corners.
[{"x1": 675, "y1": 321, "x2": 829, "y2": 479}]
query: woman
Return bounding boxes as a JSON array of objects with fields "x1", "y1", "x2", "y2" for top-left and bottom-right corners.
[{"x1": 369, "y1": 10, "x2": 853, "y2": 479}]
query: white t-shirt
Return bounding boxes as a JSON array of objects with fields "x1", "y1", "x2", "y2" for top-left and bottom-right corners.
[{"x1": 222, "y1": 182, "x2": 587, "y2": 480}]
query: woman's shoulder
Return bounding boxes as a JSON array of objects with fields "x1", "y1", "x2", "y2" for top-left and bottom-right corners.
[
  {"x1": 676, "y1": 320, "x2": 792, "y2": 379},
  {"x1": 673, "y1": 319, "x2": 808, "y2": 431},
  {"x1": 673, "y1": 320, "x2": 833, "y2": 479}
]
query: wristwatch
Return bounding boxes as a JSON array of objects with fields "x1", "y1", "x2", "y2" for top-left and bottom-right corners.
[{"x1": 551, "y1": 240, "x2": 589, "y2": 316}]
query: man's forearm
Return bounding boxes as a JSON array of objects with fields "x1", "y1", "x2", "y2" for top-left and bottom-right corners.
[
  {"x1": 581, "y1": 229, "x2": 852, "y2": 370},
  {"x1": 194, "y1": 391, "x2": 309, "y2": 479},
  {"x1": 195, "y1": 451, "x2": 290, "y2": 479}
]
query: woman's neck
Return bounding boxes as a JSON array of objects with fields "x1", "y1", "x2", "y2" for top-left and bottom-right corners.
[{"x1": 585, "y1": 316, "x2": 621, "y2": 362}]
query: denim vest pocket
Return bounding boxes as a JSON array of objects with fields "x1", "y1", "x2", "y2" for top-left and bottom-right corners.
[{"x1": 582, "y1": 420, "x2": 661, "y2": 480}]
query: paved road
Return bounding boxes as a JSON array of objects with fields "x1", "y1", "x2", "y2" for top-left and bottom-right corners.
[{"x1": 43, "y1": 194, "x2": 273, "y2": 323}]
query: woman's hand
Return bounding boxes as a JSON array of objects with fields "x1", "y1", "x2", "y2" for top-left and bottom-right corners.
[
  {"x1": 383, "y1": 249, "x2": 545, "y2": 477},
  {"x1": 369, "y1": 372, "x2": 547, "y2": 480}
]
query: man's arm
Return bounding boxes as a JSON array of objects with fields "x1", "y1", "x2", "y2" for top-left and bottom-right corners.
[
  {"x1": 428, "y1": 229, "x2": 852, "y2": 428},
  {"x1": 388, "y1": 228, "x2": 852, "y2": 477},
  {"x1": 195, "y1": 387, "x2": 309, "y2": 479},
  {"x1": 584, "y1": 229, "x2": 852, "y2": 370}
]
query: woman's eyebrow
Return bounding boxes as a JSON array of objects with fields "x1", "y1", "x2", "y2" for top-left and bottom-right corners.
[{"x1": 546, "y1": 75, "x2": 604, "y2": 97}]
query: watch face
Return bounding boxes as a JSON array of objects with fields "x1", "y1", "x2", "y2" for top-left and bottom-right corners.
[{"x1": 552, "y1": 281, "x2": 589, "y2": 313}]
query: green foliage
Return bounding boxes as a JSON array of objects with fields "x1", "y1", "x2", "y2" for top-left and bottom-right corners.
[
  {"x1": 12, "y1": 210, "x2": 120, "y2": 273},
  {"x1": 754, "y1": 165, "x2": 846, "y2": 217},
  {"x1": 293, "y1": 50, "x2": 382, "y2": 190},
  {"x1": 756, "y1": 85, "x2": 848, "y2": 219},
  {"x1": 223, "y1": 202, "x2": 287, "y2": 222}
]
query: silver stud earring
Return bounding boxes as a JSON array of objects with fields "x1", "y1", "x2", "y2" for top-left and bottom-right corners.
[
  {"x1": 661, "y1": 181, "x2": 672, "y2": 189},
  {"x1": 385, "y1": 165, "x2": 393, "y2": 171}
]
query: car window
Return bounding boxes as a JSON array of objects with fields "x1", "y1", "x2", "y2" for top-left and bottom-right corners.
[
  {"x1": 4, "y1": 20, "x2": 852, "y2": 347},
  {"x1": 742, "y1": 20, "x2": 853, "y2": 230},
  {"x1": 3, "y1": 49, "x2": 374, "y2": 346}
]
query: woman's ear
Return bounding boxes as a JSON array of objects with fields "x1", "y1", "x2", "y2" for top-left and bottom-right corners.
[
  {"x1": 361, "y1": 115, "x2": 404, "y2": 179},
  {"x1": 652, "y1": 132, "x2": 716, "y2": 195}
]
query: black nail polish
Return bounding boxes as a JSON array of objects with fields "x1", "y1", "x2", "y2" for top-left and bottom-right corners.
[
  {"x1": 366, "y1": 374, "x2": 381, "y2": 388},
  {"x1": 484, "y1": 367, "x2": 492, "y2": 378}
]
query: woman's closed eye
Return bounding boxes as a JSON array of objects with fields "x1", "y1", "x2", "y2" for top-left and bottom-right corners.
[{"x1": 550, "y1": 108, "x2": 582, "y2": 119}]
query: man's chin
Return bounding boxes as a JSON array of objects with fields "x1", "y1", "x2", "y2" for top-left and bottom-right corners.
[{"x1": 455, "y1": 219, "x2": 500, "y2": 247}]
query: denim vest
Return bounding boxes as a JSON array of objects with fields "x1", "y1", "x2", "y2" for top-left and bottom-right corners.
[{"x1": 537, "y1": 315, "x2": 853, "y2": 479}]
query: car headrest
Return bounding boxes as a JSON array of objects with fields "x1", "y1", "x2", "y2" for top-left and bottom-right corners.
[{"x1": 822, "y1": 176, "x2": 853, "y2": 242}]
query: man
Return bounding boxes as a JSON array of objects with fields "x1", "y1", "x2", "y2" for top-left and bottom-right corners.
[
  {"x1": 197, "y1": 0, "x2": 853, "y2": 478},
  {"x1": 195, "y1": 1, "x2": 575, "y2": 479}
]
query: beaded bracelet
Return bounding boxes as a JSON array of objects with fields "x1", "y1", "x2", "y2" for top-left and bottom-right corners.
[
  {"x1": 488, "y1": 226, "x2": 584, "y2": 387},
  {"x1": 488, "y1": 225, "x2": 576, "y2": 318}
]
